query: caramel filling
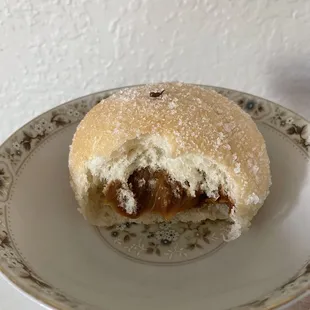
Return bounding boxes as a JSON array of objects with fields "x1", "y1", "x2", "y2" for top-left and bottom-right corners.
[{"x1": 102, "y1": 168, "x2": 234, "y2": 220}]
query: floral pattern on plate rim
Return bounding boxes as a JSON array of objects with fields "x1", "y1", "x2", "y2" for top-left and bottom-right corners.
[
  {"x1": 0, "y1": 85, "x2": 309, "y2": 310},
  {"x1": 97, "y1": 220, "x2": 226, "y2": 265}
]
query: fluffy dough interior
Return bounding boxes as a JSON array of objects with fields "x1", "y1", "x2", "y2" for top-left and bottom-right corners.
[{"x1": 82, "y1": 135, "x2": 235, "y2": 235}]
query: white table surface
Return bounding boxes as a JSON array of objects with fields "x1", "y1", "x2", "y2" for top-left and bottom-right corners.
[{"x1": 0, "y1": 274, "x2": 46, "y2": 309}]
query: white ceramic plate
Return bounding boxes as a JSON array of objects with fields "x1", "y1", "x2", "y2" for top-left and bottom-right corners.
[{"x1": 0, "y1": 85, "x2": 310, "y2": 310}]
